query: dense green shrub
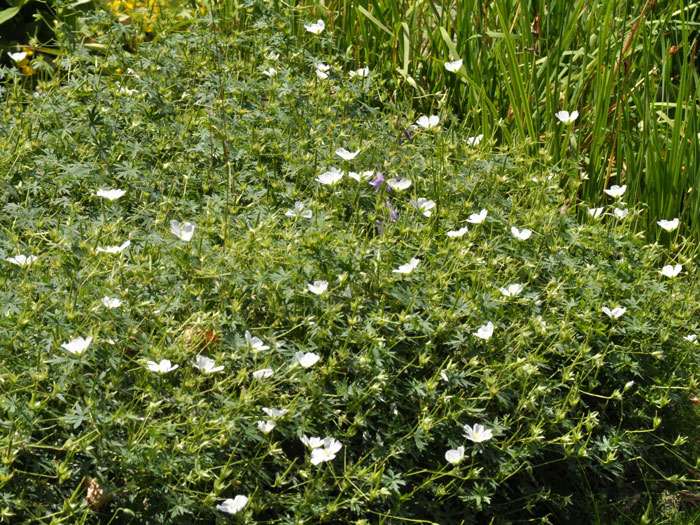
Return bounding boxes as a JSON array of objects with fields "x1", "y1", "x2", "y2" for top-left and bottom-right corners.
[{"x1": 1, "y1": 7, "x2": 699, "y2": 523}]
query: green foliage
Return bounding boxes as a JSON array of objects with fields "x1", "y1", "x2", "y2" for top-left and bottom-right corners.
[{"x1": 1, "y1": 4, "x2": 700, "y2": 523}]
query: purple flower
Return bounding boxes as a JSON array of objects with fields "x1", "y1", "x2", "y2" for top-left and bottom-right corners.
[
  {"x1": 369, "y1": 173, "x2": 385, "y2": 189},
  {"x1": 377, "y1": 201, "x2": 398, "y2": 233}
]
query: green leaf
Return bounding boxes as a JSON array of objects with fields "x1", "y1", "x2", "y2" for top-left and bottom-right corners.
[{"x1": 0, "y1": 6, "x2": 21, "y2": 26}]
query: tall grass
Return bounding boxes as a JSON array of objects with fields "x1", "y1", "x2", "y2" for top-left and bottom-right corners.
[{"x1": 215, "y1": 0, "x2": 700, "y2": 240}]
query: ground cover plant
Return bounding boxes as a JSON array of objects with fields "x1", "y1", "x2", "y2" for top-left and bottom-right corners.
[{"x1": 2, "y1": 3, "x2": 700, "y2": 524}]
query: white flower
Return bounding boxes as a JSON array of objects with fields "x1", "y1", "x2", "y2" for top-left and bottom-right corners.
[
  {"x1": 257, "y1": 420, "x2": 276, "y2": 433},
  {"x1": 216, "y1": 495, "x2": 248, "y2": 515},
  {"x1": 285, "y1": 201, "x2": 313, "y2": 219},
  {"x1": 253, "y1": 368, "x2": 274, "y2": 379},
  {"x1": 499, "y1": 284, "x2": 524, "y2": 297},
  {"x1": 444, "y1": 59, "x2": 463, "y2": 72},
  {"x1": 659, "y1": 264, "x2": 682, "y2": 278},
  {"x1": 308, "y1": 280, "x2": 328, "y2": 295},
  {"x1": 440, "y1": 370, "x2": 449, "y2": 382},
  {"x1": 446, "y1": 227, "x2": 468, "y2": 238},
  {"x1": 117, "y1": 85, "x2": 138, "y2": 95},
  {"x1": 463, "y1": 423, "x2": 493, "y2": 443},
  {"x1": 349, "y1": 67, "x2": 369, "y2": 78},
  {"x1": 466, "y1": 209, "x2": 488, "y2": 224},
  {"x1": 410, "y1": 198, "x2": 436, "y2": 217},
  {"x1": 265, "y1": 51, "x2": 280, "y2": 61},
  {"x1": 587, "y1": 207, "x2": 604, "y2": 219},
  {"x1": 416, "y1": 115, "x2": 440, "y2": 130},
  {"x1": 8, "y1": 51, "x2": 27, "y2": 62},
  {"x1": 315, "y1": 63, "x2": 330, "y2": 79},
  {"x1": 466, "y1": 134, "x2": 484, "y2": 146},
  {"x1": 348, "y1": 170, "x2": 375, "y2": 182},
  {"x1": 445, "y1": 446, "x2": 465, "y2": 464},
  {"x1": 96, "y1": 188, "x2": 126, "y2": 201},
  {"x1": 555, "y1": 110, "x2": 579, "y2": 124},
  {"x1": 511, "y1": 226, "x2": 532, "y2": 241},
  {"x1": 614, "y1": 208, "x2": 628, "y2": 219},
  {"x1": 603, "y1": 184, "x2": 626, "y2": 198},
  {"x1": 61, "y1": 336, "x2": 92, "y2": 355},
  {"x1": 193, "y1": 355, "x2": 224, "y2": 374},
  {"x1": 473, "y1": 322, "x2": 494, "y2": 340},
  {"x1": 393, "y1": 258, "x2": 420, "y2": 275},
  {"x1": 170, "y1": 220, "x2": 195, "y2": 242},
  {"x1": 316, "y1": 167, "x2": 344, "y2": 185},
  {"x1": 602, "y1": 306, "x2": 626, "y2": 319},
  {"x1": 684, "y1": 334, "x2": 698, "y2": 343},
  {"x1": 301, "y1": 435, "x2": 325, "y2": 448},
  {"x1": 657, "y1": 218, "x2": 679, "y2": 232},
  {"x1": 387, "y1": 177, "x2": 412, "y2": 191},
  {"x1": 310, "y1": 437, "x2": 342, "y2": 465},
  {"x1": 262, "y1": 407, "x2": 289, "y2": 419},
  {"x1": 304, "y1": 19, "x2": 325, "y2": 34},
  {"x1": 245, "y1": 330, "x2": 270, "y2": 351},
  {"x1": 146, "y1": 359, "x2": 178, "y2": 373},
  {"x1": 295, "y1": 351, "x2": 321, "y2": 368},
  {"x1": 262, "y1": 67, "x2": 277, "y2": 77},
  {"x1": 335, "y1": 147, "x2": 359, "y2": 160},
  {"x1": 5, "y1": 255, "x2": 37, "y2": 267},
  {"x1": 101, "y1": 296, "x2": 122, "y2": 309},
  {"x1": 96, "y1": 240, "x2": 131, "y2": 254}
]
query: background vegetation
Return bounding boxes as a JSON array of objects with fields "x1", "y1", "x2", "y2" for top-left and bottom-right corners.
[{"x1": 1, "y1": 0, "x2": 700, "y2": 523}]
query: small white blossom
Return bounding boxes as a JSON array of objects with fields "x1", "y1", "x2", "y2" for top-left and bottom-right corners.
[
  {"x1": 602, "y1": 306, "x2": 626, "y2": 319},
  {"x1": 587, "y1": 207, "x2": 604, "y2": 219},
  {"x1": 295, "y1": 351, "x2": 321, "y2": 368},
  {"x1": 614, "y1": 208, "x2": 628, "y2": 219},
  {"x1": 684, "y1": 334, "x2": 697, "y2": 343},
  {"x1": 499, "y1": 284, "x2": 524, "y2": 297},
  {"x1": 463, "y1": 423, "x2": 493, "y2": 443},
  {"x1": 316, "y1": 167, "x2": 344, "y2": 185},
  {"x1": 659, "y1": 264, "x2": 682, "y2": 278},
  {"x1": 262, "y1": 407, "x2": 289, "y2": 419},
  {"x1": 301, "y1": 435, "x2": 325, "y2": 448},
  {"x1": 511, "y1": 226, "x2": 532, "y2": 241},
  {"x1": 466, "y1": 209, "x2": 488, "y2": 224},
  {"x1": 349, "y1": 67, "x2": 369, "y2": 78},
  {"x1": 446, "y1": 227, "x2": 468, "y2": 238},
  {"x1": 170, "y1": 220, "x2": 195, "y2": 242},
  {"x1": 257, "y1": 420, "x2": 276, "y2": 433},
  {"x1": 393, "y1": 258, "x2": 420, "y2": 275},
  {"x1": 555, "y1": 110, "x2": 579, "y2": 124},
  {"x1": 216, "y1": 495, "x2": 248, "y2": 515},
  {"x1": 348, "y1": 170, "x2": 375, "y2": 182},
  {"x1": 8, "y1": 51, "x2": 27, "y2": 62},
  {"x1": 96, "y1": 188, "x2": 126, "y2": 201},
  {"x1": 315, "y1": 63, "x2": 330, "y2": 79},
  {"x1": 444, "y1": 59, "x2": 463, "y2": 72},
  {"x1": 285, "y1": 201, "x2": 313, "y2": 218},
  {"x1": 245, "y1": 330, "x2": 270, "y2": 351},
  {"x1": 253, "y1": 368, "x2": 274, "y2": 379},
  {"x1": 96, "y1": 240, "x2": 131, "y2": 254},
  {"x1": 335, "y1": 147, "x2": 359, "y2": 160},
  {"x1": 445, "y1": 446, "x2": 465, "y2": 464},
  {"x1": 473, "y1": 322, "x2": 494, "y2": 340},
  {"x1": 262, "y1": 67, "x2": 277, "y2": 77},
  {"x1": 603, "y1": 184, "x2": 626, "y2": 198},
  {"x1": 5, "y1": 255, "x2": 37, "y2": 267},
  {"x1": 101, "y1": 296, "x2": 122, "y2": 309},
  {"x1": 657, "y1": 218, "x2": 679, "y2": 232},
  {"x1": 466, "y1": 134, "x2": 484, "y2": 146},
  {"x1": 410, "y1": 198, "x2": 436, "y2": 217},
  {"x1": 387, "y1": 177, "x2": 412, "y2": 191},
  {"x1": 308, "y1": 280, "x2": 328, "y2": 295},
  {"x1": 193, "y1": 355, "x2": 224, "y2": 374},
  {"x1": 61, "y1": 336, "x2": 92, "y2": 355},
  {"x1": 310, "y1": 437, "x2": 342, "y2": 465},
  {"x1": 146, "y1": 359, "x2": 178, "y2": 373},
  {"x1": 304, "y1": 19, "x2": 325, "y2": 34},
  {"x1": 416, "y1": 115, "x2": 440, "y2": 130}
]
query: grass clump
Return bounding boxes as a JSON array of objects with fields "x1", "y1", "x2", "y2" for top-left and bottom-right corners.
[{"x1": 1, "y1": 5, "x2": 700, "y2": 523}]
